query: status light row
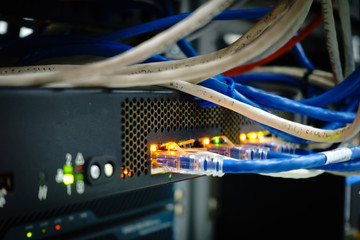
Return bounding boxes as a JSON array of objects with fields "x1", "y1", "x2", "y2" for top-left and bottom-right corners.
[{"x1": 26, "y1": 224, "x2": 61, "y2": 238}]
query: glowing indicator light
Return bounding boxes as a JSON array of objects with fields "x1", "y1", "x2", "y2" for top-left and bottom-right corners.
[
  {"x1": 240, "y1": 133, "x2": 247, "y2": 142},
  {"x1": 26, "y1": 232, "x2": 32, "y2": 238},
  {"x1": 169, "y1": 174, "x2": 172, "y2": 180},
  {"x1": 55, "y1": 224, "x2": 61, "y2": 231},
  {"x1": 104, "y1": 163, "x2": 114, "y2": 177},
  {"x1": 63, "y1": 174, "x2": 74, "y2": 185},
  {"x1": 150, "y1": 145, "x2": 157, "y2": 152},
  {"x1": 42, "y1": 228, "x2": 46, "y2": 234},
  {"x1": 247, "y1": 132, "x2": 257, "y2": 140},
  {"x1": 258, "y1": 131, "x2": 265, "y2": 137},
  {"x1": 214, "y1": 137, "x2": 220, "y2": 144},
  {"x1": 203, "y1": 138, "x2": 210, "y2": 145},
  {"x1": 124, "y1": 169, "x2": 128, "y2": 175},
  {"x1": 63, "y1": 165, "x2": 73, "y2": 174}
]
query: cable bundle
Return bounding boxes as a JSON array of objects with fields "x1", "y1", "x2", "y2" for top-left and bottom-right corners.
[{"x1": 0, "y1": 0, "x2": 358, "y2": 177}]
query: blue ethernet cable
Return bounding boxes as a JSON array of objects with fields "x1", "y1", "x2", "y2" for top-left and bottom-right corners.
[
  {"x1": 200, "y1": 77, "x2": 310, "y2": 143},
  {"x1": 0, "y1": 35, "x2": 112, "y2": 56},
  {"x1": 293, "y1": 43, "x2": 315, "y2": 71},
  {"x1": 222, "y1": 146, "x2": 360, "y2": 174},
  {"x1": 162, "y1": 0, "x2": 199, "y2": 59},
  {"x1": 266, "y1": 151, "x2": 299, "y2": 159},
  {"x1": 16, "y1": 42, "x2": 169, "y2": 66},
  {"x1": 156, "y1": 145, "x2": 360, "y2": 175},
  {"x1": 234, "y1": 73, "x2": 357, "y2": 130},
  {"x1": 7, "y1": 35, "x2": 168, "y2": 65},
  {"x1": 265, "y1": 150, "x2": 360, "y2": 173},
  {"x1": 243, "y1": 149, "x2": 360, "y2": 173},
  {"x1": 293, "y1": 42, "x2": 315, "y2": 98},
  {"x1": 98, "y1": 8, "x2": 271, "y2": 41},
  {"x1": 0, "y1": 8, "x2": 271, "y2": 57},
  {"x1": 316, "y1": 159, "x2": 360, "y2": 172},
  {"x1": 232, "y1": 73, "x2": 301, "y2": 88},
  {"x1": 177, "y1": 39, "x2": 198, "y2": 57},
  {"x1": 322, "y1": 96, "x2": 359, "y2": 129},
  {"x1": 201, "y1": 78, "x2": 351, "y2": 144},
  {"x1": 299, "y1": 65, "x2": 360, "y2": 107},
  {"x1": 1, "y1": 8, "x2": 270, "y2": 64},
  {"x1": 231, "y1": 64, "x2": 359, "y2": 109},
  {"x1": 234, "y1": 82, "x2": 356, "y2": 123}
]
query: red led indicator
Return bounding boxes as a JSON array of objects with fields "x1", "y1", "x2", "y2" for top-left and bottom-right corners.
[{"x1": 55, "y1": 224, "x2": 61, "y2": 231}]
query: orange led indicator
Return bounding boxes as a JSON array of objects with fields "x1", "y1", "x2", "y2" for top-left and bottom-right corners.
[
  {"x1": 150, "y1": 145, "x2": 157, "y2": 152},
  {"x1": 124, "y1": 169, "x2": 128, "y2": 175},
  {"x1": 203, "y1": 138, "x2": 210, "y2": 145},
  {"x1": 240, "y1": 133, "x2": 247, "y2": 142},
  {"x1": 55, "y1": 225, "x2": 61, "y2": 231}
]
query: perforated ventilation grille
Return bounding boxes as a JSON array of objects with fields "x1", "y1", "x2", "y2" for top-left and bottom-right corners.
[{"x1": 121, "y1": 97, "x2": 252, "y2": 177}]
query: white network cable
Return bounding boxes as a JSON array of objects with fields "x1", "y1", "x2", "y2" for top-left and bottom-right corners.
[
  {"x1": 0, "y1": 65, "x2": 79, "y2": 75},
  {"x1": 0, "y1": 0, "x2": 308, "y2": 88},
  {"x1": 251, "y1": 66, "x2": 335, "y2": 89},
  {"x1": 60, "y1": 0, "x2": 313, "y2": 87},
  {"x1": 0, "y1": 64, "x2": 336, "y2": 90},
  {"x1": 0, "y1": 0, "x2": 311, "y2": 92},
  {"x1": 0, "y1": 0, "x2": 234, "y2": 86},
  {"x1": 320, "y1": 0, "x2": 343, "y2": 83},
  {"x1": 338, "y1": 0, "x2": 355, "y2": 77},
  {"x1": 260, "y1": 169, "x2": 324, "y2": 179},
  {"x1": 164, "y1": 80, "x2": 360, "y2": 143},
  {"x1": 0, "y1": 0, "x2": 292, "y2": 87},
  {"x1": 103, "y1": 0, "x2": 293, "y2": 76}
]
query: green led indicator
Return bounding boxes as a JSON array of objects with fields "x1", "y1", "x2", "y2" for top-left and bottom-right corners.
[
  {"x1": 63, "y1": 165, "x2": 73, "y2": 174},
  {"x1": 26, "y1": 232, "x2": 32, "y2": 238},
  {"x1": 75, "y1": 173, "x2": 84, "y2": 181},
  {"x1": 169, "y1": 174, "x2": 172, "y2": 180},
  {"x1": 214, "y1": 137, "x2": 220, "y2": 144}
]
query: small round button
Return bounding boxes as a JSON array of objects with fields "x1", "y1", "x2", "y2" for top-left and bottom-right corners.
[
  {"x1": 104, "y1": 163, "x2": 114, "y2": 177},
  {"x1": 90, "y1": 164, "x2": 101, "y2": 180}
]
